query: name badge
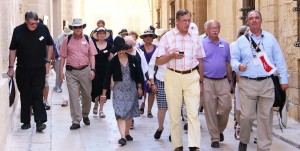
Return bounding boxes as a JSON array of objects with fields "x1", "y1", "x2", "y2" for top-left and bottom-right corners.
[
  {"x1": 103, "y1": 50, "x2": 108, "y2": 53},
  {"x1": 39, "y1": 36, "x2": 44, "y2": 41},
  {"x1": 81, "y1": 41, "x2": 87, "y2": 45},
  {"x1": 219, "y1": 44, "x2": 224, "y2": 48}
]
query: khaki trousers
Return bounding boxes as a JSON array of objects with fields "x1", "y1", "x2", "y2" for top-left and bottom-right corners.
[
  {"x1": 239, "y1": 77, "x2": 274, "y2": 151},
  {"x1": 164, "y1": 69, "x2": 201, "y2": 149},
  {"x1": 66, "y1": 67, "x2": 92, "y2": 124},
  {"x1": 203, "y1": 78, "x2": 232, "y2": 142}
]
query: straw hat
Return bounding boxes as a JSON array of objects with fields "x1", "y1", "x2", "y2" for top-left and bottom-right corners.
[
  {"x1": 92, "y1": 27, "x2": 110, "y2": 40},
  {"x1": 69, "y1": 18, "x2": 86, "y2": 30},
  {"x1": 140, "y1": 30, "x2": 157, "y2": 39}
]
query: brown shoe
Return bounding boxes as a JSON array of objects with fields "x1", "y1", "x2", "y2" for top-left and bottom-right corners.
[
  {"x1": 174, "y1": 146, "x2": 183, "y2": 151},
  {"x1": 70, "y1": 123, "x2": 80, "y2": 130},
  {"x1": 83, "y1": 117, "x2": 90, "y2": 125}
]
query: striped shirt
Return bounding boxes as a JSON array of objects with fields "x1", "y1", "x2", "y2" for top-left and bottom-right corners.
[{"x1": 156, "y1": 27, "x2": 206, "y2": 71}]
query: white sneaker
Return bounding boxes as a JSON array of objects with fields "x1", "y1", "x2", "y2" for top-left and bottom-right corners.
[
  {"x1": 234, "y1": 125, "x2": 240, "y2": 140},
  {"x1": 53, "y1": 88, "x2": 62, "y2": 93}
]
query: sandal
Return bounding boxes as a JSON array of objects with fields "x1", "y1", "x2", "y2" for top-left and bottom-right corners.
[
  {"x1": 147, "y1": 113, "x2": 153, "y2": 118},
  {"x1": 139, "y1": 108, "x2": 144, "y2": 115},
  {"x1": 99, "y1": 111, "x2": 106, "y2": 118},
  {"x1": 93, "y1": 104, "x2": 98, "y2": 115}
]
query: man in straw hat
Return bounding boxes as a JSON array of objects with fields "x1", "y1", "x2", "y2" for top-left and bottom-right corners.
[
  {"x1": 59, "y1": 18, "x2": 97, "y2": 130},
  {"x1": 156, "y1": 9, "x2": 205, "y2": 151},
  {"x1": 7, "y1": 11, "x2": 53, "y2": 132}
]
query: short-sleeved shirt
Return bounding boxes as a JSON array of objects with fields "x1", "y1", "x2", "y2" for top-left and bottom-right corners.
[
  {"x1": 56, "y1": 34, "x2": 65, "y2": 53},
  {"x1": 156, "y1": 27, "x2": 205, "y2": 71},
  {"x1": 202, "y1": 37, "x2": 230, "y2": 78},
  {"x1": 59, "y1": 34, "x2": 97, "y2": 67},
  {"x1": 9, "y1": 23, "x2": 54, "y2": 69}
]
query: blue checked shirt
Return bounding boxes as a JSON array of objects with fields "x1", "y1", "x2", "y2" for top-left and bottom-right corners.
[{"x1": 231, "y1": 30, "x2": 289, "y2": 84}]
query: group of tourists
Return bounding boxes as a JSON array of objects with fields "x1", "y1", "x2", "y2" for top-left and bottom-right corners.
[{"x1": 7, "y1": 9, "x2": 289, "y2": 151}]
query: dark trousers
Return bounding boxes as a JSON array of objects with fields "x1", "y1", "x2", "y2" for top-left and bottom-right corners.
[{"x1": 16, "y1": 67, "x2": 47, "y2": 124}]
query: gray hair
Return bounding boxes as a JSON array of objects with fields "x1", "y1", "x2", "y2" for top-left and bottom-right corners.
[
  {"x1": 206, "y1": 20, "x2": 221, "y2": 29},
  {"x1": 124, "y1": 36, "x2": 136, "y2": 46},
  {"x1": 25, "y1": 11, "x2": 38, "y2": 21},
  {"x1": 246, "y1": 10, "x2": 262, "y2": 20},
  {"x1": 176, "y1": 9, "x2": 191, "y2": 20},
  {"x1": 237, "y1": 25, "x2": 249, "y2": 39}
]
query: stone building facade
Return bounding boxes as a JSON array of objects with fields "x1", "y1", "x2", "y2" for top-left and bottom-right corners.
[
  {"x1": 151, "y1": 0, "x2": 300, "y2": 122},
  {"x1": 0, "y1": 0, "x2": 84, "y2": 150}
]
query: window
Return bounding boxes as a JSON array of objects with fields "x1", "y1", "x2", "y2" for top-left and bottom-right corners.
[
  {"x1": 169, "y1": 2, "x2": 175, "y2": 28},
  {"x1": 156, "y1": 9, "x2": 161, "y2": 28},
  {"x1": 240, "y1": 0, "x2": 255, "y2": 25}
]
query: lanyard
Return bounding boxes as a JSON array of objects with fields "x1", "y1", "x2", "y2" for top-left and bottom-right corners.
[{"x1": 248, "y1": 34, "x2": 263, "y2": 58}]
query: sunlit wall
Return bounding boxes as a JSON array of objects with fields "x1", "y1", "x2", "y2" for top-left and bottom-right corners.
[{"x1": 85, "y1": 0, "x2": 152, "y2": 39}]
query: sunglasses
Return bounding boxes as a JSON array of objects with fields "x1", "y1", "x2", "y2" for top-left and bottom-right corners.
[
  {"x1": 144, "y1": 35, "x2": 153, "y2": 38},
  {"x1": 73, "y1": 26, "x2": 83, "y2": 29}
]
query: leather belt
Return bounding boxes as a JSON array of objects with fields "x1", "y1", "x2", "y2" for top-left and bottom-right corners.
[
  {"x1": 66, "y1": 65, "x2": 88, "y2": 71},
  {"x1": 241, "y1": 75, "x2": 273, "y2": 81},
  {"x1": 204, "y1": 76, "x2": 227, "y2": 80},
  {"x1": 168, "y1": 66, "x2": 198, "y2": 74}
]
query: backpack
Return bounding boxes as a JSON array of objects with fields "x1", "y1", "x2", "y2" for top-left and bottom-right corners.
[{"x1": 67, "y1": 34, "x2": 89, "y2": 45}]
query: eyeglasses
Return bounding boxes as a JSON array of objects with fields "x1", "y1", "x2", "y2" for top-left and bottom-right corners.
[
  {"x1": 27, "y1": 21, "x2": 38, "y2": 26},
  {"x1": 73, "y1": 26, "x2": 83, "y2": 29},
  {"x1": 208, "y1": 26, "x2": 220, "y2": 30}
]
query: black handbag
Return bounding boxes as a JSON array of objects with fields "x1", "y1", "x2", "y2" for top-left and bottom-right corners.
[
  {"x1": 9, "y1": 78, "x2": 16, "y2": 107},
  {"x1": 271, "y1": 75, "x2": 286, "y2": 117}
]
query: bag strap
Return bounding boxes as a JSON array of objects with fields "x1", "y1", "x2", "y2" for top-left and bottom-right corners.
[
  {"x1": 244, "y1": 33, "x2": 261, "y2": 52},
  {"x1": 67, "y1": 34, "x2": 89, "y2": 45}
]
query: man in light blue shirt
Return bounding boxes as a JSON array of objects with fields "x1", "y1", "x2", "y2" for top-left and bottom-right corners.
[
  {"x1": 231, "y1": 10, "x2": 289, "y2": 151},
  {"x1": 55, "y1": 26, "x2": 73, "y2": 106}
]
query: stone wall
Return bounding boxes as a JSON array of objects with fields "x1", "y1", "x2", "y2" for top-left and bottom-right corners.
[
  {"x1": 152, "y1": 0, "x2": 300, "y2": 121},
  {"x1": 256, "y1": 0, "x2": 299, "y2": 121},
  {"x1": 0, "y1": 0, "x2": 85, "y2": 150},
  {"x1": 0, "y1": 0, "x2": 23, "y2": 149}
]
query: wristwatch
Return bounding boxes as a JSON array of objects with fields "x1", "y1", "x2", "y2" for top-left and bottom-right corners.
[{"x1": 91, "y1": 69, "x2": 96, "y2": 72}]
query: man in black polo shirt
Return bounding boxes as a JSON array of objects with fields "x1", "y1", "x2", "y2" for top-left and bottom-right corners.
[{"x1": 7, "y1": 11, "x2": 53, "y2": 132}]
